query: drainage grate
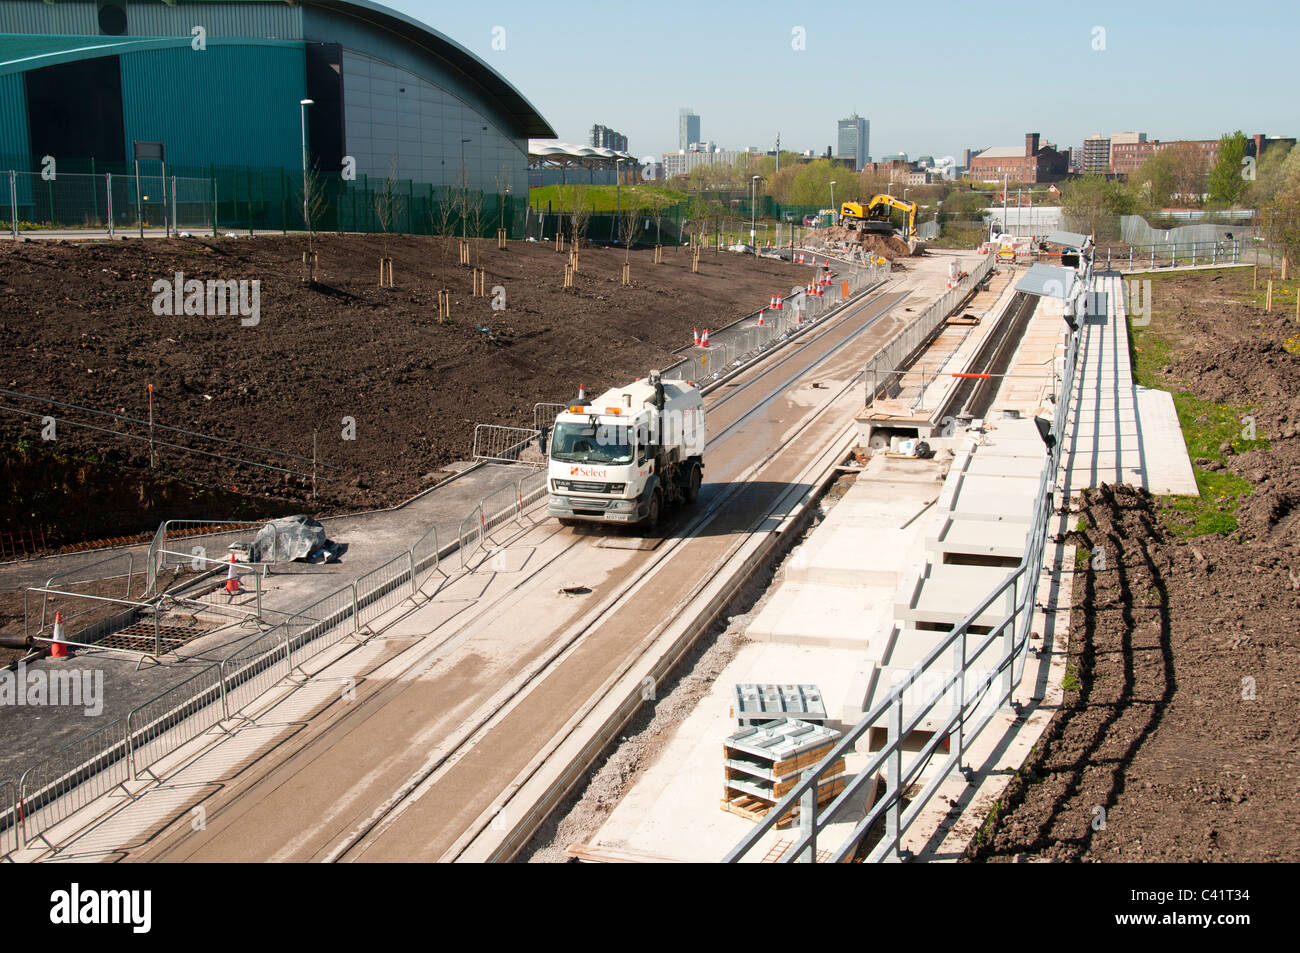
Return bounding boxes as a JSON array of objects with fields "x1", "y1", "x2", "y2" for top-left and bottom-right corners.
[{"x1": 95, "y1": 619, "x2": 214, "y2": 654}]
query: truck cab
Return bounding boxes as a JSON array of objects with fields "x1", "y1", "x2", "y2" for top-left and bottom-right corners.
[{"x1": 546, "y1": 372, "x2": 705, "y2": 529}]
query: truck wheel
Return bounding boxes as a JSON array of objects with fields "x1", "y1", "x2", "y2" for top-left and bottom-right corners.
[
  {"x1": 684, "y1": 464, "x2": 702, "y2": 504},
  {"x1": 558, "y1": 518, "x2": 578, "y2": 528},
  {"x1": 644, "y1": 489, "x2": 662, "y2": 529}
]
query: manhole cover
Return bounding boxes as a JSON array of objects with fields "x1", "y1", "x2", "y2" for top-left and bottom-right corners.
[{"x1": 96, "y1": 619, "x2": 214, "y2": 654}]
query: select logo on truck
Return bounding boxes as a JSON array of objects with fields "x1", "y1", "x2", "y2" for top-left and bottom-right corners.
[{"x1": 569, "y1": 466, "x2": 608, "y2": 478}]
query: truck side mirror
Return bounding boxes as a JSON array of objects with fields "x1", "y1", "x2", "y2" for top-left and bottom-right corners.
[{"x1": 539, "y1": 425, "x2": 549, "y2": 455}]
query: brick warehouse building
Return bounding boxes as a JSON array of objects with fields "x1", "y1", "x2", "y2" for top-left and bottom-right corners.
[{"x1": 968, "y1": 133, "x2": 1068, "y2": 184}]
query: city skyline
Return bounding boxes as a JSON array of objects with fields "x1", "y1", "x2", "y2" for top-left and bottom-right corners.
[{"x1": 387, "y1": 0, "x2": 1298, "y2": 161}]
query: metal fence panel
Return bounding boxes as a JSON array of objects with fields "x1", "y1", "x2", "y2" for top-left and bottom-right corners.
[
  {"x1": 459, "y1": 505, "x2": 484, "y2": 569},
  {"x1": 0, "y1": 779, "x2": 18, "y2": 857},
  {"x1": 220, "y1": 627, "x2": 291, "y2": 717},
  {"x1": 17, "y1": 717, "x2": 130, "y2": 851},
  {"x1": 288, "y1": 583, "x2": 357, "y2": 667},
  {"x1": 126, "y1": 664, "x2": 226, "y2": 779},
  {"x1": 472, "y1": 424, "x2": 542, "y2": 464},
  {"x1": 355, "y1": 553, "x2": 412, "y2": 627}
]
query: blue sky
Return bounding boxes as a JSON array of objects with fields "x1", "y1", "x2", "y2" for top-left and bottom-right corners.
[{"x1": 389, "y1": 0, "x2": 1298, "y2": 160}]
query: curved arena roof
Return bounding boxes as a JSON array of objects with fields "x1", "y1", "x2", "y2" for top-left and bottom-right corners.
[{"x1": 307, "y1": 0, "x2": 555, "y2": 139}]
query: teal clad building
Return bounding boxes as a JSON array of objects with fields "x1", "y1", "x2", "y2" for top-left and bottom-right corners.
[{"x1": 0, "y1": 1, "x2": 553, "y2": 208}]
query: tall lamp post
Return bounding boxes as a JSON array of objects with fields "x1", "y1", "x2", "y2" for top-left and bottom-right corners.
[
  {"x1": 299, "y1": 98, "x2": 313, "y2": 225},
  {"x1": 829, "y1": 179, "x2": 837, "y2": 214},
  {"x1": 751, "y1": 175, "x2": 760, "y2": 256}
]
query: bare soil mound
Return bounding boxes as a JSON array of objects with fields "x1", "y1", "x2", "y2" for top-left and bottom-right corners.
[
  {"x1": 966, "y1": 267, "x2": 1300, "y2": 862},
  {"x1": 0, "y1": 234, "x2": 811, "y2": 548}
]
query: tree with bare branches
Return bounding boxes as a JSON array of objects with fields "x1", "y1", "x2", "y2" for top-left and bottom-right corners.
[
  {"x1": 299, "y1": 165, "x2": 329, "y2": 283},
  {"x1": 373, "y1": 158, "x2": 402, "y2": 284}
]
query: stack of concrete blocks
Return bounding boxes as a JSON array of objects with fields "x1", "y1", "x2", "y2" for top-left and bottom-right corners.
[
  {"x1": 720, "y1": 719, "x2": 847, "y2": 828},
  {"x1": 843, "y1": 417, "x2": 1048, "y2": 749},
  {"x1": 731, "y1": 683, "x2": 828, "y2": 727}
]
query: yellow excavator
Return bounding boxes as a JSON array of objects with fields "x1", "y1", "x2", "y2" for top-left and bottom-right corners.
[{"x1": 839, "y1": 194, "x2": 918, "y2": 240}]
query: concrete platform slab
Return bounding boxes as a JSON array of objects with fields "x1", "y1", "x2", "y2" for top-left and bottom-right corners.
[
  {"x1": 927, "y1": 514, "x2": 1030, "y2": 560},
  {"x1": 895, "y1": 563, "x2": 1017, "y2": 627},
  {"x1": 745, "y1": 581, "x2": 891, "y2": 650},
  {"x1": 936, "y1": 473, "x2": 1040, "y2": 523}
]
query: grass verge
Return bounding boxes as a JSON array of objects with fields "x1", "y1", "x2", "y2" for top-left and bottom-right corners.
[{"x1": 1124, "y1": 272, "x2": 1270, "y2": 537}]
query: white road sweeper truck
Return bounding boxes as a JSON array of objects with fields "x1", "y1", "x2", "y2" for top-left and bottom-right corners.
[{"x1": 546, "y1": 370, "x2": 706, "y2": 529}]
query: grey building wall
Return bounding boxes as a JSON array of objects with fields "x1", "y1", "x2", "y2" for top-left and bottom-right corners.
[{"x1": 340, "y1": 48, "x2": 525, "y2": 196}]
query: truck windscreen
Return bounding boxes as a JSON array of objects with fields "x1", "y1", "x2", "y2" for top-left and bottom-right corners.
[{"x1": 550, "y1": 422, "x2": 634, "y2": 465}]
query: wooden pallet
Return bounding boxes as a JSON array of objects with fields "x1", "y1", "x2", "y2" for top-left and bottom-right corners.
[
  {"x1": 722, "y1": 740, "x2": 837, "y2": 780},
  {"x1": 721, "y1": 776, "x2": 847, "y2": 829},
  {"x1": 725, "y1": 758, "x2": 846, "y2": 797}
]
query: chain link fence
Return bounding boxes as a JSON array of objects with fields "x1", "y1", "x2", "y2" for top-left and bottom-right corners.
[{"x1": 2, "y1": 162, "x2": 529, "y2": 240}]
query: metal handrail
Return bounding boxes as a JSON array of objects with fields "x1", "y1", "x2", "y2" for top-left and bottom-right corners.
[{"x1": 726, "y1": 256, "x2": 1081, "y2": 864}]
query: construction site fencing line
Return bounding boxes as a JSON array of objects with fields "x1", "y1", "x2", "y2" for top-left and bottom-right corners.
[
  {"x1": 410, "y1": 525, "x2": 441, "y2": 578},
  {"x1": 472, "y1": 424, "x2": 543, "y2": 464},
  {"x1": 354, "y1": 552, "x2": 416, "y2": 628},
  {"x1": 3, "y1": 258, "x2": 896, "y2": 855},
  {"x1": 661, "y1": 260, "x2": 890, "y2": 388},
  {"x1": 534, "y1": 403, "x2": 567, "y2": 434},
  {"x1": 219, "y1": 629, "x2": 291, "y2": 722},
  {"x1": 125, "y1": 665, "x2": 226, "y2": 782},
  {"x1": 15, "y1": 716, "x2": 132, "y2": 854},
  {"x1": 0, "y1": 780, "x2": 17, "y2": 860},
  {"x1": 458, "y1": 505, "x2": 485, "y2": 570},
  {"x1": 726, "y1": 253, "x2": 1082, "y2": 864}
]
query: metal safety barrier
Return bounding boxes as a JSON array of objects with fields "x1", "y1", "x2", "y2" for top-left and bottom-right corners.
[
  {"x1": 16, "y1": 717, "x2": 131, "y2": 853},
  {"x1": 865, "y1": 253, "x2": 996, "y2": 407},
  {"x1": 726, "y1": 257, "x2": 1082, "y2": 864},
  {"x1": 125, "y1": 665, "x2": 226, "y2": 781},
  {"x1": 0, "y1": 779, "x2": 18, "y2": 859},
  {"x1": 472, "y1": 424, "x2": 542, "y2": 464}
]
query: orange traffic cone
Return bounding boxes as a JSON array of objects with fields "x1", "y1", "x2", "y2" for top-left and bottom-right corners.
[
  {"x1": 693, "y1": 327, "x2": 700, "y2": 347},
  {"x1": 578, "y1": 384, "x2": 585, "y2": 400},
  {"x1": 225, "y1": 553, "x2": 241, "y2": 595},
  {"x1": 775, "y1": 295, "x2": 783, "y2": 310},
  {"x1": 50, "y1": 610, "x2": 67, "y2": 658},
  {"x1": 702, "y1": 328, "x2": 710, "y2": 347},
  {"x1": 757, "y1": 311, "x2": 764, "y2": 326},
  {"x1": 770, "y1": 295, "x2": 776, "y2": 309}
]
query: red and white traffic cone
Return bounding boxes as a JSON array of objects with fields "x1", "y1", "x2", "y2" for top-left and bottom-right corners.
[
  {"x1": 693, "y1": 327, "x2": 700, "y2": 347},
  {"x1": 578, "y1": 383, "x2": 585, "y2": 400},
  {"x1": 775, "y1": 295, "x2": 783, "y2": 310},
  {"x1": 770, "y1": 295, "x2": 776, "y2": 309},
  {"x1": 50, "y1": 610, "x2": 67, "y2": 658},
  {"x1": 702, "y1": 328, "x2": 710, "y2": 347},
  {"x1": 757, "y1": 311, "x2": 764, "y2": 326},
  {"x1": 225, "y1": 553, "x2": 241, "y2": 595}
]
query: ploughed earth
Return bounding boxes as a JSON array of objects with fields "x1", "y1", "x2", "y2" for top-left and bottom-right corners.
[
  {"x1": 966, "y1": 267, "x2": 1300, "y2": 862},
  {"x1": 0, "y1": 233, "x2": 814, "y2": 552}
]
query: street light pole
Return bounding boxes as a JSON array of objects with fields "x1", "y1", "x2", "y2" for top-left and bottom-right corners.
[
  {"x1": 829, "y1": 179, "x2": 837, "y2": 216},
  {"x1": 751, "y1": 175, "x2": 760, "y2": 257},
  {"x1": 299, "y1": 98, "x2": 314, "y2": 226}
]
